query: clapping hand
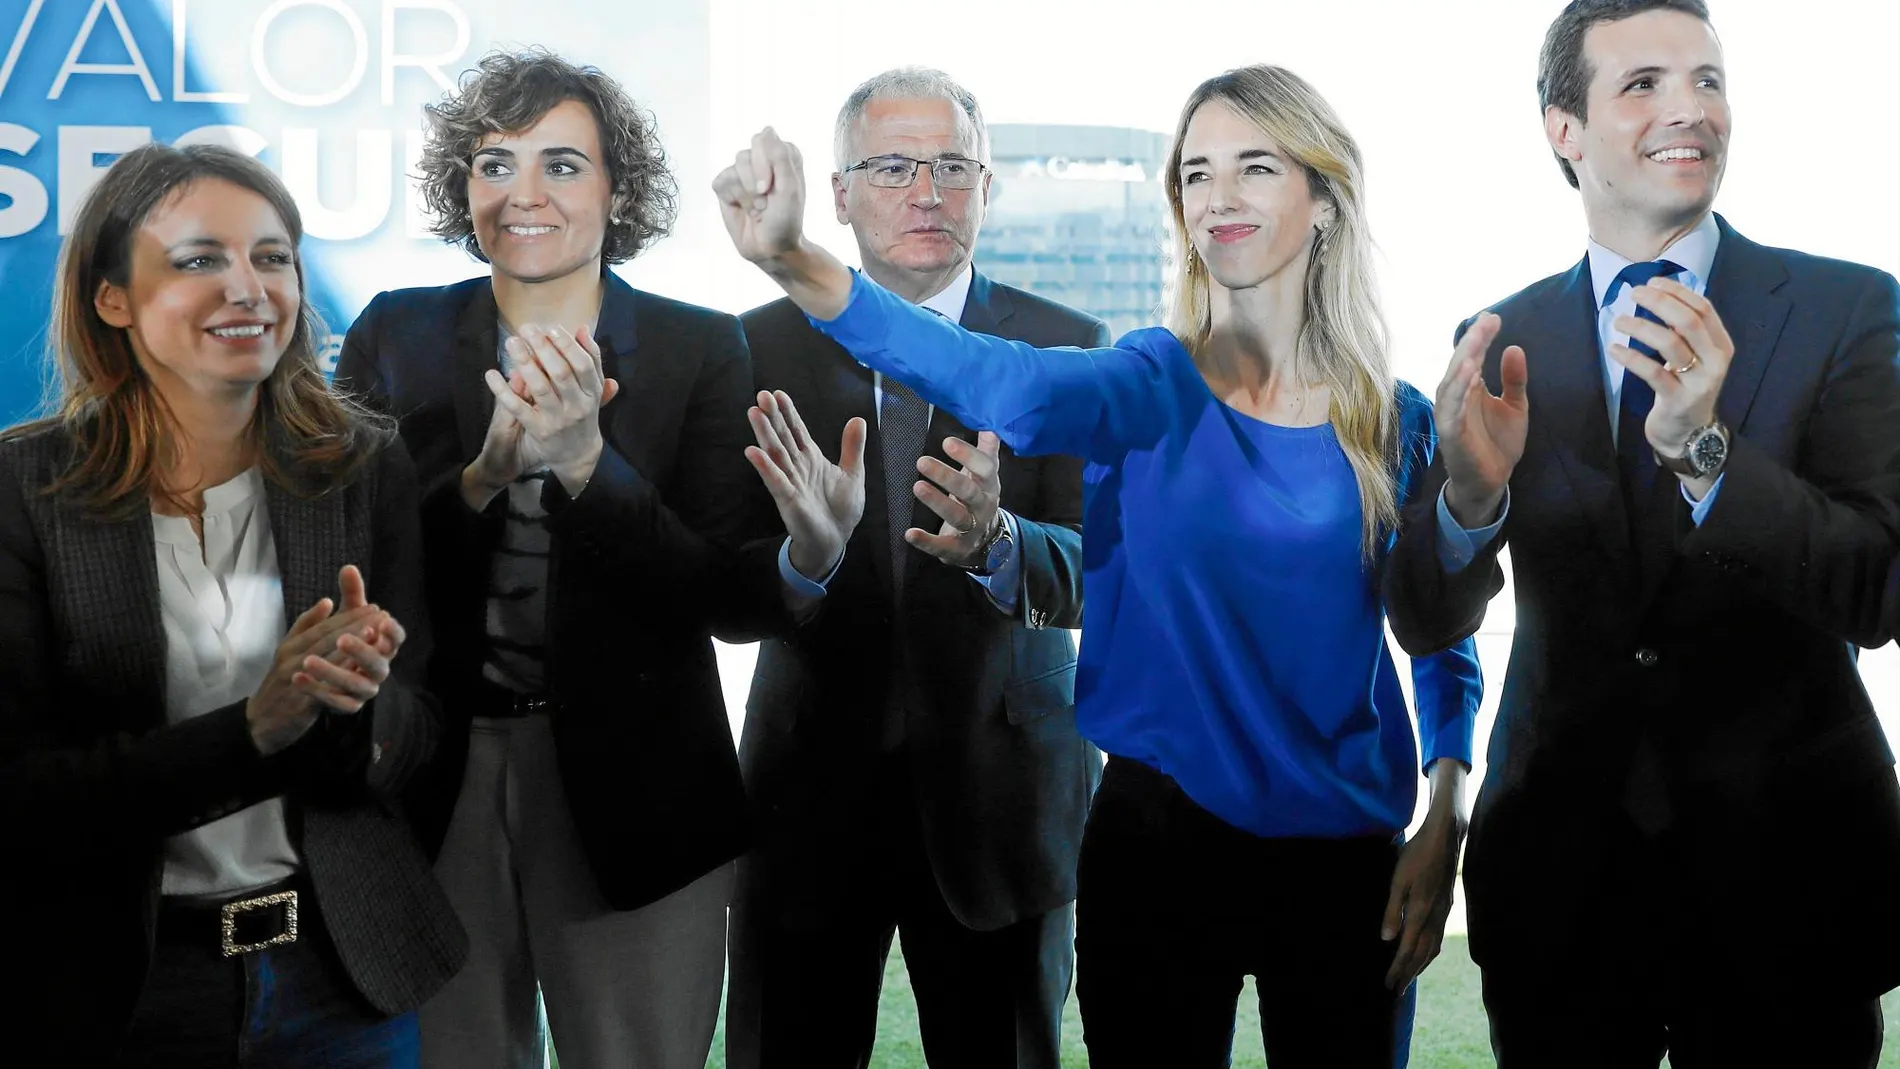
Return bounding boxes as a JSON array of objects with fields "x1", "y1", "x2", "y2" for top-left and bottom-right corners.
[
  {"x1": 907, "y1": 432, "x2": 1004, "y2": 568},
  {"x1": 744, "y1": 389, "x2": 866, "y2": 581},
  {"x1": 1435, "y1": 313, "x2": 1528, "y2": 528}
]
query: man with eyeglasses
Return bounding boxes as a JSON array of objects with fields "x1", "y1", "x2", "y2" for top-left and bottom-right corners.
[{"x1": 724, "y1": 67, "x2": 1110, "y2": 1069}]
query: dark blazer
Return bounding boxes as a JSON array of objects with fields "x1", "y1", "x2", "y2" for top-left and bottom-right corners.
[
  {"x1": 335, "y1": 273, "x2": 778, "y2": 912},
  {"x1": 737, "y1": 272, "x2": 1108, "y2": 931},
  {"x1": 0, "y1": 426, "x2": 465, "y2": 1061},
  {"x1": 1384, "y1": 216, "x2": 1900, "y2": 998}
]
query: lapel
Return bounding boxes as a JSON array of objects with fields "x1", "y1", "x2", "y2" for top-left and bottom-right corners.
[
  {"x1": 266, "y1": 474, "x2": 351, "y2": 642},
  {"x1": 827, "y1": 334, "x2": 899, "y2": 601},
  {"x1": 55, "y1": 502, "x2": 168, "y2": 726},
  {"x1": 1523, "y1": 257, "x2": 1633, "y2": 568},
  {"x1": 1629, "y1": 215, "x2": 1791, "y2": 613},
  {"x1": 449, "y1": 283, "x2": 502, "y2": 462},
  {"x1": 592, "y1": 272, "x2": 640, "y2": 434},
  {"x1": 1704, "y1": 215, "x2": 1789, "y2": 440}
]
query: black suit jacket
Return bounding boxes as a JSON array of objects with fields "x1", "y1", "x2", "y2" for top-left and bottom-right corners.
[
  {"x1": 335, "y1": 274, "x2": 779, "y2": 912},
  {"x1": 1384, "y1": 216, "x2": 1900, "y2": 997},
  {"x1": 0, "y1": 427, "x2": 465, "y2": 1060},
  {"x1": 737, "y1": 272, "x2": 1107, "y2": 931}
]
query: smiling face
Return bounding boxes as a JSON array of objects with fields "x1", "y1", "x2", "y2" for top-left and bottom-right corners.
[
  {"x1": 1176, "y1": 99, "x2": 1334, "y2": 294},
  {"x1": 832, "y1": 95, "x2": 990, "y2": 289},
  {"x1": 467, "y1": 97, "x2": 612, "y2": 285},
  {"x1": 93, "y1": 177, "x2": 301, "y2": 398},
  {"x1": 1549, "y1": 8, "x2": 1729, "y2": 235}
]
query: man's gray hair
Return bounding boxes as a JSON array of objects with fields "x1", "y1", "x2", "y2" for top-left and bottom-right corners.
[{"x1": 833, "y1": 67, "x2": 989, "y2": 174}]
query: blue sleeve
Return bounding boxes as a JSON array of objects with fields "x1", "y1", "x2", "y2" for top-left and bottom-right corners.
[
  {"x1": 1390, "y1": 381, "x2": 1482, "y2": 769},
  {"x1": 1410, "y1": 635, "x2": 1482, "y2": 772},
  {"x1": 777, "y1": 536, "x2": 838, "y2": 596},
  {"x1": 811, "y1": 271, "x2": 1167, "y2": 460},
  {"x1": 1686, "y1": 472, "x2": 1724, "y2": 525},
  {"x1": 1435, "y1": 485, "x2": 1510, "y2": 573}
]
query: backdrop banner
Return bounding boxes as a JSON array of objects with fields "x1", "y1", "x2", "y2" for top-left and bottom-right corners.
[{"x1": 0, "y1": 0, "x2": 709, "y2": 425}]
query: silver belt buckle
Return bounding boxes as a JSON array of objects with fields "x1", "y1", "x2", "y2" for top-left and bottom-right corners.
[{"x1": 220, "y1": 889, "x2": 299, "y2": 957}]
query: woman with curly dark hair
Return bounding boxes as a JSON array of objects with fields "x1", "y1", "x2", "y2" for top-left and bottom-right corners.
[
  {"x1": 0, "y1": 142, "x2": 465, "y2": 1067},
  {"x1": 333, "y1": 49, "x2": 859, "y2": 1069}
]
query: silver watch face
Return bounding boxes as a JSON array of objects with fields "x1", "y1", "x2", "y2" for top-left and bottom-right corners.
[
  {"x1": 985, "y1": 526, "x2": 1014, "y2": 571},
  {"x1": 1689, "y1": 427, "x2": 1729, "y2": 475}
]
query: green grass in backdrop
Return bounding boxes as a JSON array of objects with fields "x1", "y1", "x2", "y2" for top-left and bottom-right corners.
[{"x1": 542, "y1": 934, "x2": 1900, "y2": 1067}]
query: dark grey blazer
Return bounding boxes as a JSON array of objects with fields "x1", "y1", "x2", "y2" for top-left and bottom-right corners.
[
  {"x1": 736, "y1": 273, "x2": 1108, "y2": 932},
  {"x1": 0, "y1": 424, "x2": 467, "y2": 1060}
]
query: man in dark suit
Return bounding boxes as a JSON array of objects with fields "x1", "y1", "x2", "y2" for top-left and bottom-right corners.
[
  {"x1": 1384, "y1": 2, "x2": 1900, "y2": 1065},
  {"x1": 723, "y1": 68, "x2": 1108, "y2": 1069},
  {"x1": 333, "y1": 51, "x2": 855, "y2": 1069}
]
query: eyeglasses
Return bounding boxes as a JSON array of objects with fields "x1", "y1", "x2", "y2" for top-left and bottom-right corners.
[{"x1": 842, "y1": 154, "x2": 988, "y2": 190}]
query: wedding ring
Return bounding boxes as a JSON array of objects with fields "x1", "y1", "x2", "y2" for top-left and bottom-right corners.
[{"x1": 1665, "y1": 354, "x2": 1700, "y2": 375}]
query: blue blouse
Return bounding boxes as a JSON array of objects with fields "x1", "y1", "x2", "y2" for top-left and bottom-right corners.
[{"x1": 815, "y1": 272, "x2": 1482, "y2": 838}]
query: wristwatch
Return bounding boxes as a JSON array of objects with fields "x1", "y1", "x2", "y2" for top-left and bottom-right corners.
[
  {"x1": 955, "y1": 514, "x2": 1014, "y2": 576},
  {"x1": 1654, "y1": 421, "x2": 1730, "y2": 479}
]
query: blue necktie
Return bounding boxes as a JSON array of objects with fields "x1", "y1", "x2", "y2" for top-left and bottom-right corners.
[{"x1": 1609, "y1": 259, "x2": 1686, "y2": 495}]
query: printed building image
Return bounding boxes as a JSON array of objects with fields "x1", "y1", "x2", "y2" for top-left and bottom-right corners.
[{"x1": 976, "y1": 124, "x2": 1173, "y2": 341}]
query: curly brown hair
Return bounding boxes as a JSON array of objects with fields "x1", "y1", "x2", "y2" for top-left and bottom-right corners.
[{"x1": 417, "y1": 48, "x2": 677, "y2": 265}]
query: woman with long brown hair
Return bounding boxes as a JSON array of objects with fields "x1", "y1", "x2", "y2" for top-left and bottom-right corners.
[
  {"x1": 718, "y1": 66, "x2": 1481, "y2": 1067},
  {"x1": 0, "y1": 143, "x2": 464, "y2": 1067}
]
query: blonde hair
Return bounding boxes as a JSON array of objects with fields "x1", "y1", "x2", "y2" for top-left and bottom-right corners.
[{"x1": 1163, "y1": 65, "x2": 1398, "y2": 561}]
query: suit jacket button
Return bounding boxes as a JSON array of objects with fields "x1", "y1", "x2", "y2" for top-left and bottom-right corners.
[{"x1": 1634, "y1": 647, "x2": 1660, "y2": 668}]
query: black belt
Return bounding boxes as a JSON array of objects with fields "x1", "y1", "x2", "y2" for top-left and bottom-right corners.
[
  {"x1": 157, "y1": 872, "x2": 308, "y2": 958},
  {"x1": 469, "y1": 677, "x2": 560, "y2": 718}
]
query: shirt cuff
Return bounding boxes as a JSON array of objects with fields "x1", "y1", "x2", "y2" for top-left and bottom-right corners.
[
  {"x1": 1684, "y1": 472, "x2": 1725, "y2": 526},
  {"x1": 966, "y1": 511, "x2": 1022, "y2": 613},
  {"x1": 778, "y1": 537, "x2": 840, "y2": 604},
  {"x1": 1435, "y1": 485, "x2": 1509, "y2": 574}
]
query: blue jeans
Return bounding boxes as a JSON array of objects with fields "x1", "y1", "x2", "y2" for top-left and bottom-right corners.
[{"x1": 113, "y1": 887, "x2": 417, "y2": 1068}]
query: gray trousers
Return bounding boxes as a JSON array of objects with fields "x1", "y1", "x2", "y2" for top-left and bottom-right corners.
[{"x1": 419, "y1": 716, "x2": 733, "y2": 1069}]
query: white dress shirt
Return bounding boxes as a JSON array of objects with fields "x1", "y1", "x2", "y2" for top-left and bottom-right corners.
[{"x1": 152, "y1": 467, "x2": 300, "y2": 896}]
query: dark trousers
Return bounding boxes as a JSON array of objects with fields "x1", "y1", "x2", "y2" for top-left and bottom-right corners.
[
  {"x1": 1075, "y1": 757, "x2": 1411, "y2": 1069},
  {"x1": 726, "y1": 761, "x2": 1073, "y2": 1069},
  {"x1": 1480, "y1": 812, "x2": 1883, "y2": 1068},
  {"x1": 112, "y1": 880, "x2": 417, "y2": 1069}
]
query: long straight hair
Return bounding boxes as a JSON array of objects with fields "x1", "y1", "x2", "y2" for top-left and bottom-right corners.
[
  {"x1": 1163, "y1": 66, "x2": 1399, "y2": 561},
  {"x1": 11, "y1": 143, "x2": 389, "y2": 517}
]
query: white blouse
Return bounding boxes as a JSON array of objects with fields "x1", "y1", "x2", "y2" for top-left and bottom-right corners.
[{"x1": 152, "y1": 467, "x2": 300, "y2": 897}]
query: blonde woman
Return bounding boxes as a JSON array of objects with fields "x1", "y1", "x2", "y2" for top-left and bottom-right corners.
[{"x1": 717, "y1": 66, "x2": 1481, "y2": 1067}]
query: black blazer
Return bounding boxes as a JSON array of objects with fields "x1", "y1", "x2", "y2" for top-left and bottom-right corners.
[
  {"x1": 737, "y1": 273, "x2": 1108, "y2": 931},
  {"x1": 1384, "y1": 216, "x2": 1900, "y2": 998},
  {"x1": 336, "y1": 274, "x2": 778, "y2": 912},
  {"x1": 0, "y1": 427, "x2": 465, "y2": 1061}
]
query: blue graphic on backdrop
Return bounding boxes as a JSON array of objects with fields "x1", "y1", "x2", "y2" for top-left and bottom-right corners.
[
  {"x1": 0, "y1": 0, "x2": 712, "y2": 429},
  {"x1": 0, "y1": 0, "x2": 477, "y2": 425}
]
